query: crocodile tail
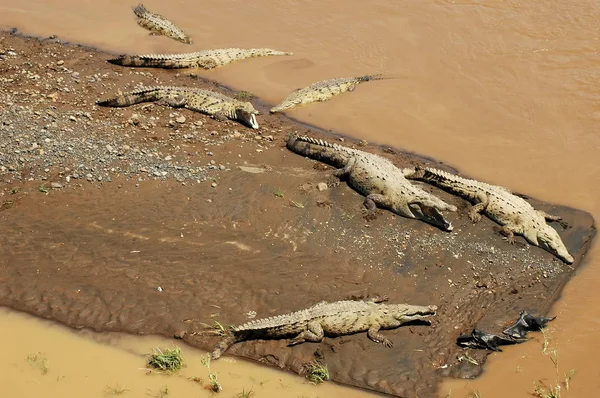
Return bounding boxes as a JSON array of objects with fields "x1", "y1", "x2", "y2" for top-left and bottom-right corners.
[
  {"x1": 211, "y1": 331, "x2": 240, "y2": 360},
  {"x1": 96, "y1": 87, "x2": 162, "y2": 107},
  {"x1": 133, "y1": 4, "x2": 147, "y2": 17},
  {"x1": 107, "y1": 55, "x2": 146, "y2": 67},
  {"x1": 295, "y1": 135, "x2": 337, "y2": 148}
]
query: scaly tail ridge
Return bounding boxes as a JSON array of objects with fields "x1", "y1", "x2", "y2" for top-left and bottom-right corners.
[{"x1": 96, "y1": 87, "x2": 162, "y2": 107}]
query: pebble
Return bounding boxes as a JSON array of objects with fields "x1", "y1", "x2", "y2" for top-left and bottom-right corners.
[
  {"x1": 211, "y1": 182, "x2": 217, "y2": 188},
  {"x1": 317, "y1": 182, "x2": 328, "y2": 191},
  {"x1": 176, "y1": 116, "x2": 186, "y2": 124}
]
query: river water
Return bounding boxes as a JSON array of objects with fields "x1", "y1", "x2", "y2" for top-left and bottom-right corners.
[{"x1": 1, "y1": 1, "x2": 599, "y2": 396}]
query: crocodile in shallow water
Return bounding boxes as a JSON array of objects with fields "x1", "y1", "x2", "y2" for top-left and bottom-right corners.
[
  {"x1": 210, "y1": 295, "x2": 437, "y2": 359},
  {"x1": 96, "y1": 86, "x2": 259, "y2": 129},
  {"x1": 403, "y1": 166, "x2": 574, "y2": 263},
  {"x1": 108, "y1": 48, "x2": 293, "y2": 70},
  {"x1": 270, "y1": 74, "x2": 389, "y2": 113},
  {"x1": 133, "y1": 4, "x2": 192, "y2": 44},
  {"x1": 286, "y1": 135, "x2": 457, "y2": 231}
]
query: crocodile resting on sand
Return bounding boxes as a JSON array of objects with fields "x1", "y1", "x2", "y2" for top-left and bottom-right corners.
[
  {"x1": 133, "y1": 4, "x2": 192, "y2": 44},
  {"x1": 286, "y1": 135, "x2": 457, "y2": 231},
  {"x1": 96, "y1": 86, "x2": 259, "y2": 129},
  {"x1": 403, "y1": 166, "x2": 574, "y2": 263},
  {"x1": 270, "y1": 74, "x2": 389, "y2": 113},
  {"x1": 211, "y1": 296, "x2": 437, "y2": 359},
  {"x1": 108, "y1": 48, "x2": 293, "y2": 70}
]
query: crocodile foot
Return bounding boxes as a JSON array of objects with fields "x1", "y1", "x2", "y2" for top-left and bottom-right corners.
[
  {"x1": 327, "y1": 175, "x2": 341, "y2": 188},
  {"x1": 362, "y1": 208, "x2": 378, "y2": 221}
]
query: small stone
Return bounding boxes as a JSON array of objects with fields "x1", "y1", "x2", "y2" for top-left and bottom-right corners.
[
  {"x1": 56, "y1": 60, "x2": 64, "y2": 65},
  {"x1": 69, "y1": 116, "x2": 77, "y2": 121},
  {"x1": 317, "y1": 182, "x2": 328, "y2": 191},
  {"x1": 50, "y1": 182, "x2": 63, "y2": 189},
  {"x1": 233, "y1": 131, "x2": 242, "y2": 138},
  {"x1": 164, "y1": 155, "x2": 172, "y2": 161},
  {"x1": 176, "y1": 115, "x2": 186, "y2": 124},
  {"x1": 211, "y1": 182, "x2": 217, "y2": 188}
]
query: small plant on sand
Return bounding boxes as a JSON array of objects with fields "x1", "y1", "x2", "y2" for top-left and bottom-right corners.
[
  {"x1": 38, "y1": 184, "x2": 49, "y2": 193},
  {"x1": 272, "y1": 188, "x2": 284, "y2": 198},
  {"x1": 234, "y1": 388, "x2": 254, "y2": 398},
  {"x1": 27, "y1": 352, "x2": 49, "y2": 374},
  {"x1": 532, "y1": 349, "x2": 576, "y2": 398},
  {"x1": 304, "y1": 360, "x2": 329, "y2": 385},
  {"x1": 469, "y1": 391, "x2": 482, "y2": 398},
  {"x1": 103, "y1": 383, "x2": 129, "y2": 395},
  {"x1": 200, "y1": 353, "x2": 222, "y2": 392},
  {"x1": 147, "y1": 347, "x2": 183, "y2": 372},
  {"x1": 234, "y1": 91, "x2": 256, "y2": 101},
  {"x1": 147, "y1": 385, "x2": 169, "y2": 398}
]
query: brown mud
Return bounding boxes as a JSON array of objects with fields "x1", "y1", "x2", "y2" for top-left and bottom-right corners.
[{"x1": 0, "y1": 32, "x2": 595, "y2": 397}]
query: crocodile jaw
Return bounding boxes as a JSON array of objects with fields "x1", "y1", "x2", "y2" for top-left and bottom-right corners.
[
  {"x1": 249, "y1": 113, "x2": 259, "y2": 129},
  {"x1": 395, "y1": 304, "x2": 437, "y2": 323},
  {"x1": 235, "y1": 109, "x2": 260, "y2": 129},
  {"x1": 538, "y1": 231, "x2": 574, "y2": 264},
  {"x1": 409, "y1": 204, "x2": 454, "y2": 232}
]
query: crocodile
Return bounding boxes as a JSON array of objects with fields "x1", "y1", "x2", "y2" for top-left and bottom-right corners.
[
  {"x1": 270, "y1": 74, "x2": 389, "y2": 113},
  {"x1": 286, "y1": 135, "x2": 457, "y2": 231},
  {"x1": 133, "y1": 4, "x2": 192, "y2": 44},
  {"x1": 108, "y1": 48, "x2": 293, "y2": 70},
  {"x1": 96, "y1": 86, "x2": 259, "y2": 129},
  {"x1": 210, "y1": 295, "x2": 437, "y2": 359},
  {"x1": 403, "y1": 166, "x2": 574, "y2": 264}
]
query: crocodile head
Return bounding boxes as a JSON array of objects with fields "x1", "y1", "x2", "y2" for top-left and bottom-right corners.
[
  {"x1": 235, "y1": 104, "x2": 259, "y2": 129},
  {"x1": 388, "y1": 304, "x2": 437, "y2": 324},
  {"x1": 536, "y1": 226, "x2": 574, "y2": 264},
  {"x1": 408, "y1": 203, "x2": 454, "y2": 232}
]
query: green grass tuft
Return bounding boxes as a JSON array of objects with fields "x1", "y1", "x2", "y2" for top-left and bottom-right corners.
[
  {"x1": 147, "y1": 347, "x2": 183, "y2": 372},
  {"x1": 305, "y1": 361, "x2": 329, "y2": 385}
]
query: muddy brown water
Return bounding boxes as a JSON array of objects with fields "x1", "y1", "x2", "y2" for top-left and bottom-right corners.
[
  {"x1": 1, "y1": 0, "x2": 600, "y2": 397},
  {"x1": 0, "y1": 307, "x2": 370, "y2": 398}
]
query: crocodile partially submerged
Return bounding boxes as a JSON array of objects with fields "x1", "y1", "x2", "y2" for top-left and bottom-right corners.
[
  {"x1": 108, "y1": 48, "x2": 293, "y2": 70},
  {"x1": 96, "y1": 86, "x2": 259, "y2": 129},
  {"x1": 210, "y1": 296, "x2": 437, "y2": 359},
  {"x1": 286, "y1": 135, "x2": 457, "y2": 231},
  {"x1": 133, "y1": 4, "x2": 192, "y2": 44},
  {"x1": 270, "y1": 74, "x2": 389, "y2": 113},
  {"x1": 403, "y1": 166, "x2": 574, "y2": 263}
]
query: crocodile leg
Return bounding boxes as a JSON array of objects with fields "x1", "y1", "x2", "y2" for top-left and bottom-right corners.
[
  {"x1": 197, "y1": 58, "x2": 218, "y2": 69},
  {"x1": 499, "y1": 224, "x2": 518, "y2": 244},
  {"x1": 156, "y1": 95, "x2": 186, "y2": 108},
  {"x1": 538, "y1": 210, "x2": 570, "y2": 229},
  {"x1": 363, "y1": 193, "x2": 386, "y2": 220},
  {"x1": 367, "y1": 295, "x2": 389, "y2": 303},
  {"x1": 212, "y1": 111, "x2": 228, "y2": 122},
  {"x1": 327, "y1": 157, "x2": 356, "y2": 188},
  {"x1": 367, "y1": 324, "x2": 393, "y2": 348},
  {"x1": 468, "y1": 193, "x2": 489, "y2": 223},
  {"x1": 288, "y1": 321, "x2": 325, "y2": 346}
]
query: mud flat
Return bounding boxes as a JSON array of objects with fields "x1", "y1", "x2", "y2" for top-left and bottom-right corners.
[{"x1": 0, "y1": 32, "x2": 595, "y2": 397}]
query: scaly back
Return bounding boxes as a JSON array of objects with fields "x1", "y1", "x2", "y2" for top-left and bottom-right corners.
[{"x1": 235, "y1": 300, "x2": 379, "y2": 331}]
